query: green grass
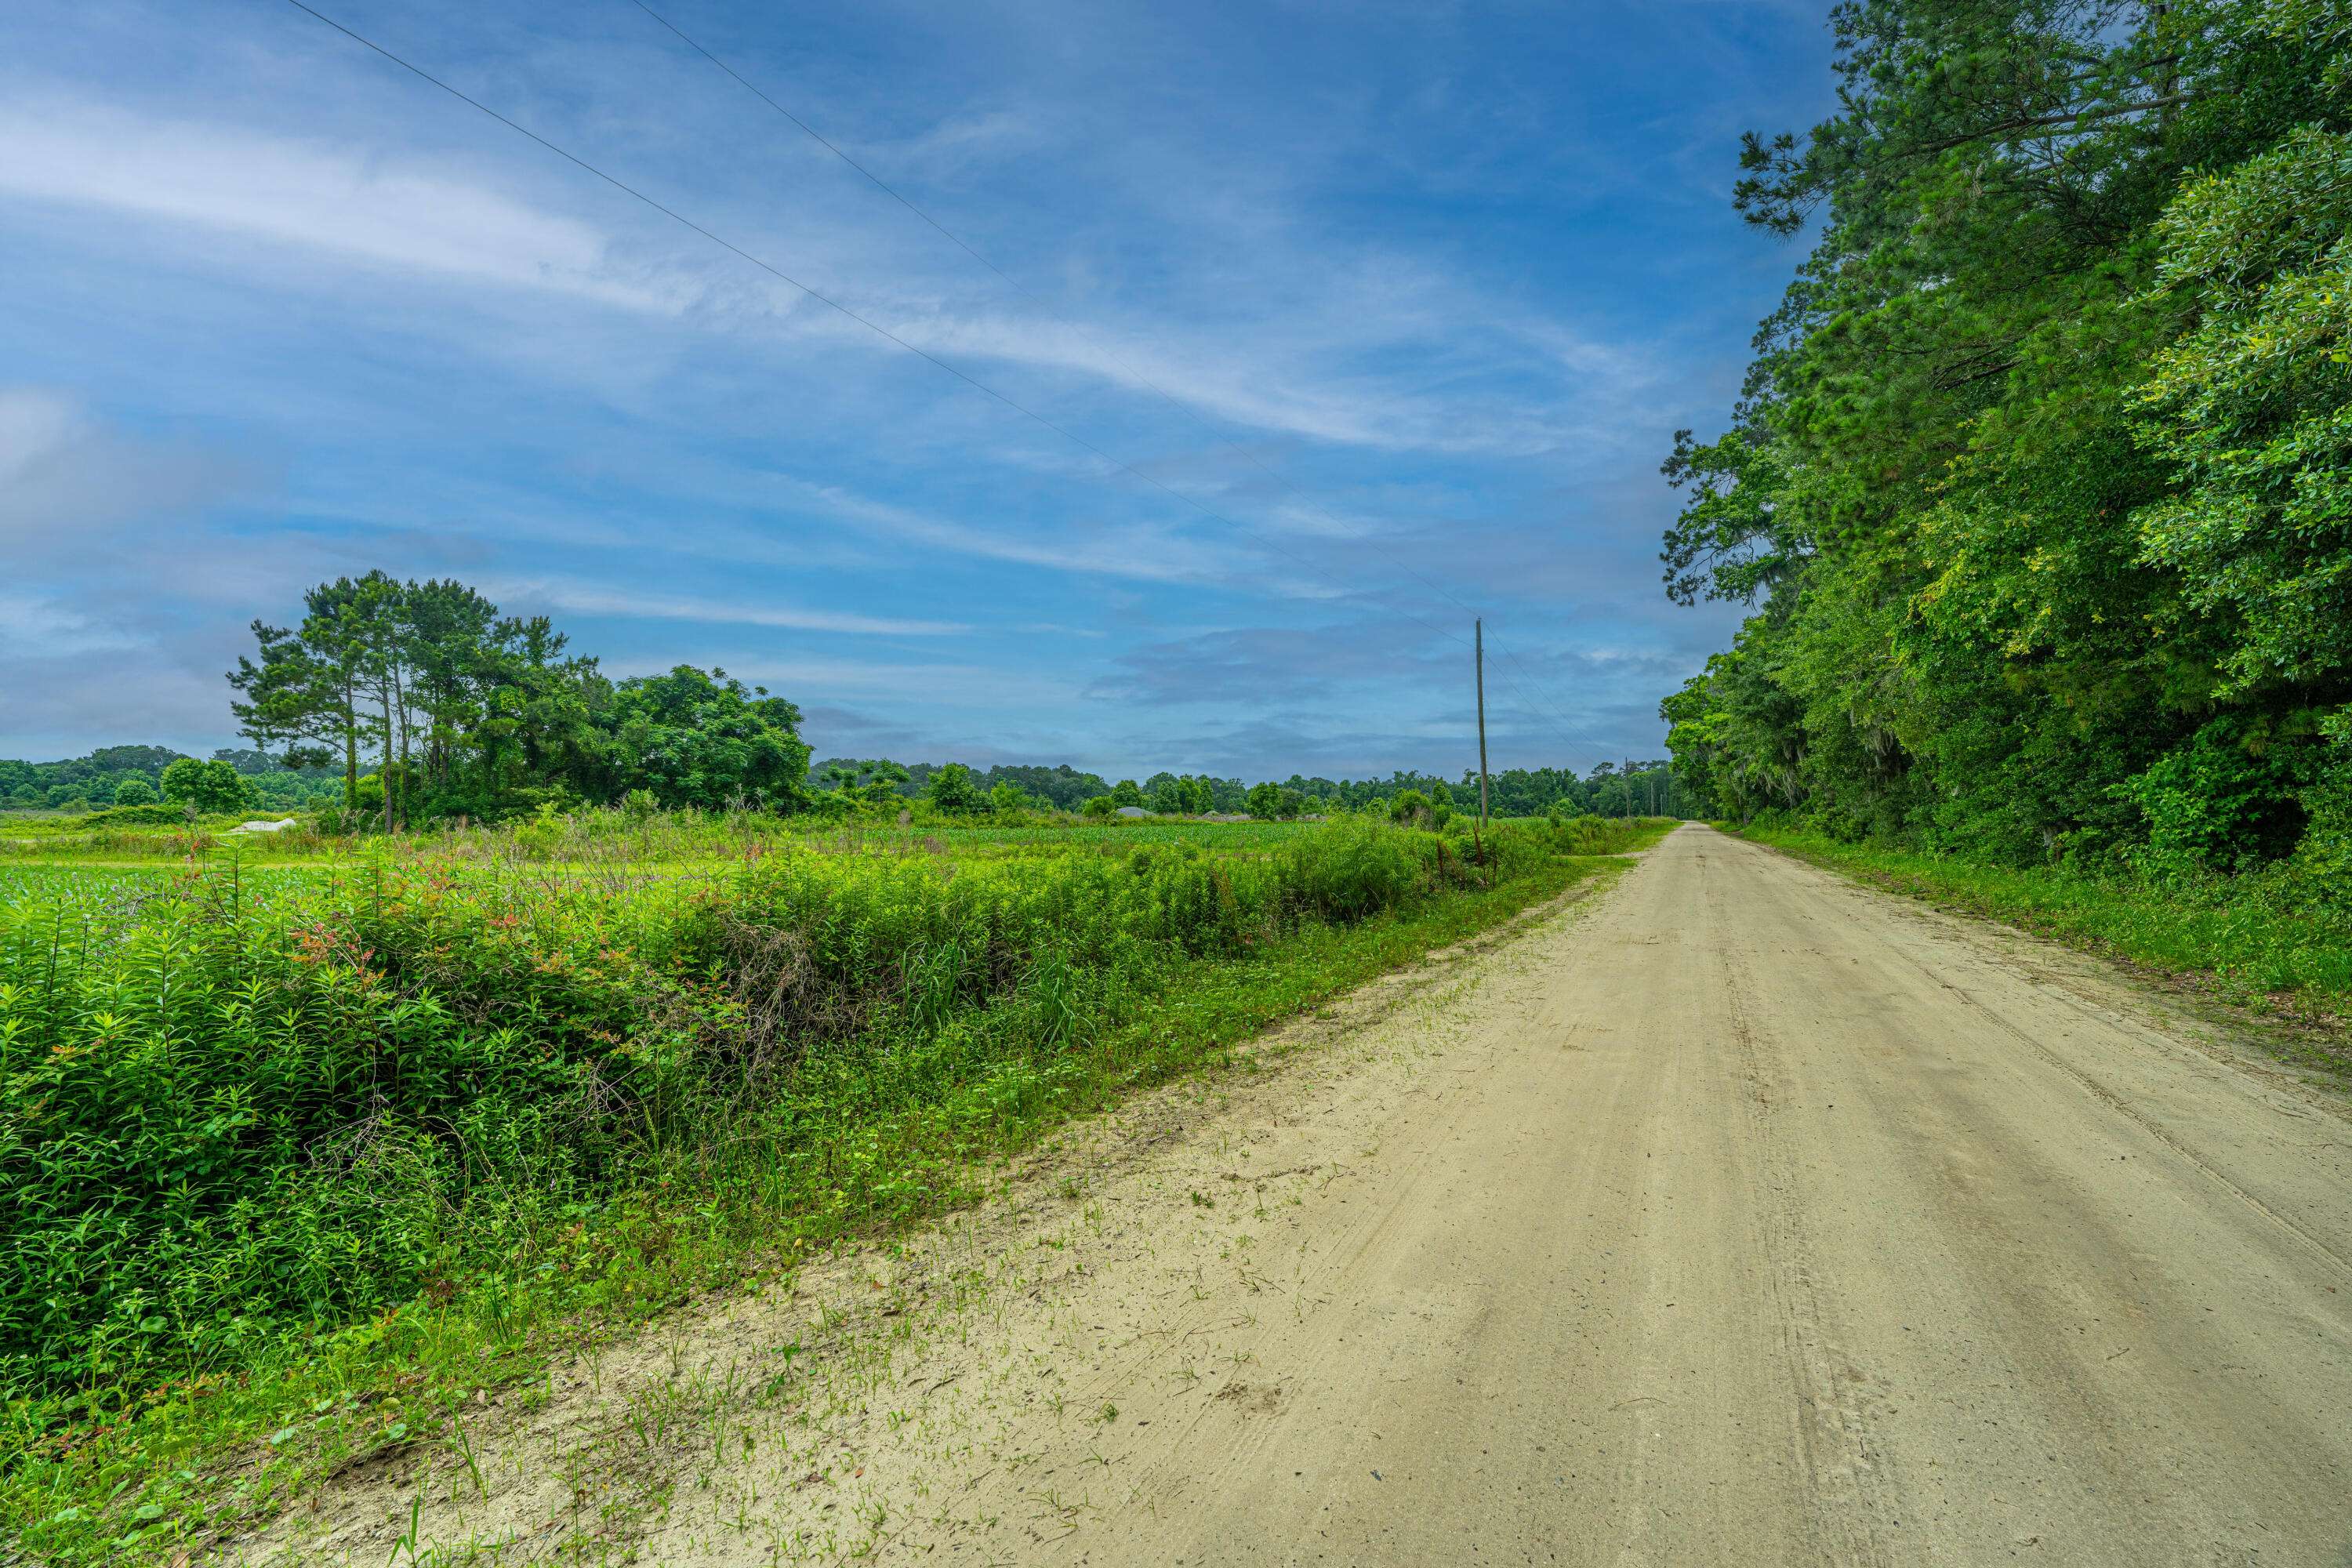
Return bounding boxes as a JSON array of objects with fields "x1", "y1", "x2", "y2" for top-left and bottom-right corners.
[
  {"x1": 0, "y1": 811, "x2": 1671, "y2": 1563},
  {"x1": 0, "y1": 808, "x2": 1316, "y2": 865},
  {"x1": 1729, "y1": 823, "x2": 2352, "y2": 1044}
]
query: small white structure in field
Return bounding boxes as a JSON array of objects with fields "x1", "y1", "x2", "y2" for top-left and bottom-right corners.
[
  {"x1": 228, "y1": 818, "x2": 301, "y2": 834},
  {"x1": 1114, "y1": 805, "x2": 1152, "y2": 818}
]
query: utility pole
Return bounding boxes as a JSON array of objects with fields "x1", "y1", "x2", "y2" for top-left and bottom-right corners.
[{"x1": 1474, "y1": 619, "x2": 1490, "y2": 858}]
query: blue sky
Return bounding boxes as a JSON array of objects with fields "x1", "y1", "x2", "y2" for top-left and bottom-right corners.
[{"x1": 2, "y1": 0, "x2": 1832, "y2": 781}]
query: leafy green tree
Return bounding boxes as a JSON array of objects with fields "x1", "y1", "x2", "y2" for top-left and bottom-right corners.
[
  {"x1": 2131, "y1": 126, "x2": 2352, "y2": 695},
  {"x1": 110, "y1": 776, "x2": 156, "y2": 807},
  {"x1": 159, "y1": 757, "x2": 256, "y2": 815},
  {"x1": 1389, "y1": 789, "x2": 1432, "y2": 827},
  {"x1": 1110, "y1": 779, "x2": 1144, "y2": 807},
  {"x1": 1246, "y1": 781, "x2": 1282, "y2": 818},
  {"x1": 603, "y1": 666, "x2": 811, "y2": 811},
  {"x1": 980, "y1": 764, "x2": 1109, "y2": 811},
  {"x1": 855, "y1": 760, "x2": 912, "y2": 811},
  {"x1": 1656, "y1": 0, "x2": 2351, "y2": 870},
  {"x1": 228, "y1": 617, "x2": 344, "y2": 794},
  {"x1": 925, "y1": 762, "x2": 985, "y2": 815},
  {"x1": 399, "y1": 578, "x2": 505, "y2": 791}
]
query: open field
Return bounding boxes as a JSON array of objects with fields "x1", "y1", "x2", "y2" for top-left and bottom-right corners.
[
  {"x1": 0, "y1": 811, "x2": 1323, "y2": 862},
  {"x1": 0, "y1": 809, "x2": 1671, "y2": 1563}
]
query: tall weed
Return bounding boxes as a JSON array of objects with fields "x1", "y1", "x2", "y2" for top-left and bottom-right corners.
[{"x1": 0, "y1": 818, "x2": 1567, "y2": 1406}]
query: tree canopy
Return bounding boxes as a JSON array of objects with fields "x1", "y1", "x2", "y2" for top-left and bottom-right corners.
[
  {"x1": 225, "y1": 574, "x2": 812, "y2": 824},
  {"x1": 1660, "y1": 0, "x2": 2350, "y2": 882}
]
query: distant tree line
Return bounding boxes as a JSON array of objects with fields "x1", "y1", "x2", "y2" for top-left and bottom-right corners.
[
  {"x1": 0, "y1": 744, "x2": 343, "y2": 815},
  {"x1": 812, "y1": 757, "x2": 1681, "y2": 820},
  {"x1": 11, "y1": 570, "x2": 1682, "y2": 828},
  {"x1": 6, "y1": 739, "x2": 1677, "y2": 825},
  {"x1": 1659, "y1": 0, "x2": 2351, "y2": 883},
  {"x1": 6, "y1": 732, "x2": 1680, "y2": 826}
]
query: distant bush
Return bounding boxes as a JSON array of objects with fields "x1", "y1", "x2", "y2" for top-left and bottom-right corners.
[
  {"x1": 1546, "y1": 812, "x2": 1655, "y2": 855},
  {"x1": 4, "y1": 804, "x2": 194, "y2": 833},
  {"x1": 158, "y1": 757, "x2": 256, "y2": 815}
]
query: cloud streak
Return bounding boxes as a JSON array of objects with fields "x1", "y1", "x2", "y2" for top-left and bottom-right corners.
[
  {"x1": 0, "y1": 100, "x2": 686, "y2": 314},
  {"x1": 493, "y1": 579, "x2": 971, "y2": 637},
  {"x1": 0, "y1": 0, "x2": 1840, "y2": 775}
]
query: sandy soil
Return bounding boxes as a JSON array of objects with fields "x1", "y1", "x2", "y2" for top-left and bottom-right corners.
[{"x1": 237, "y1": 826, "x2": 2352, "y2": 1567}]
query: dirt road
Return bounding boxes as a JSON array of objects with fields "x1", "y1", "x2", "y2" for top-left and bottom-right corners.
[{"x1": 260, "y1": 826, "x2": 2352, "y2": 1567}]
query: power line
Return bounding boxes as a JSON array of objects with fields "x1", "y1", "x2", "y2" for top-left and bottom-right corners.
[
  {"x1": 288, "y1": 1, "x2": 1617, "y2": 771},
  {"x1": 619, "y1": 0, "x2": 1616, "y2": 764},
  {"x1": 284, "y1": 0, "x2": 1490, "y2": 666}
]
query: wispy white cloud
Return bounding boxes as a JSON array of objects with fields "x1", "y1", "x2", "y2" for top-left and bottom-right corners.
[
  {"x1": 0, "y1": 0, "x2": 1838, "y2": 773},
  {"x1": 0, "y1": 99, "x2": 696, "y2": 314},
  {"x1": 0, "y1": 90, "x2": 1664, "y2": 460},
  {"x1": 491, "y1": 577, "x2": 970, "y2": 637},
  {"x1": 0, "y1": 592, "x2": 147, "y2": 656},
  {"x1": 770, "y1": 476, "x2": 1236, "y2": 585}
]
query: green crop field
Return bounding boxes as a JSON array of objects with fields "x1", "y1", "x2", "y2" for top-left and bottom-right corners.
[{"x1": 0, "y1": 807, "x2": 1671, "y2": 1562}]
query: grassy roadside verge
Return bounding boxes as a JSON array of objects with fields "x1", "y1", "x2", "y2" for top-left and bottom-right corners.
[
  {"x1": 5, "y1": 824, "x2": 1666, "y2": 1564},
  {"x1": 1725, "y1": 824, "x2": 2352, "y2": 1071}
]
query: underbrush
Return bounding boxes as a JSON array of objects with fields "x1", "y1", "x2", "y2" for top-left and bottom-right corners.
[
  {"x1": 1730, "y1": 824, "x2": 2352, "y2": 1036},
  {"x1": 0, "y1": 815, "x2": 1662, "y2": 1562},
  {"x1": 1535, "y1": 812, "x2": 1671, "y2": 856},
  {"x1": 0, "y1": 807, "x2": 1316, "y2": 865}
]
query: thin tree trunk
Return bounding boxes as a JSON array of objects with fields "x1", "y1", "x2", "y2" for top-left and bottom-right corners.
[
  {"x1": 391, "y1": 664, "x2": 412, "y2": 827},
  {"x1": 342, "y1": 673, "x2": 359, "y2": 811},
  {"x1": 379, "y1": 680, "x2": 396, "y2": 836}
]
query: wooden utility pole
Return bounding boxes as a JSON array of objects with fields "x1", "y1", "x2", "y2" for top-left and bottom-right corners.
[{"x1": 1475, "y1": 619, "x2": 1490, "y2": 842}]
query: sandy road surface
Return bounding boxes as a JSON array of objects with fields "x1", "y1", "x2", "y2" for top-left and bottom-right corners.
[{"x1": 256, "y1": 826, "x2": 2352, "y2": 1568}]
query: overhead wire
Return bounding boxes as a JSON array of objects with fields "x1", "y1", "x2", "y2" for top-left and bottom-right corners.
[
  {"x1": 619, "y1": 0, "x2": 1617, "y2": 767},
  {"x1": 288, "y1": 0, "x2": 1617, "y2": 772},
  {"x1": 284, "y1": 1, "x2": 1489, "y2": 663}
]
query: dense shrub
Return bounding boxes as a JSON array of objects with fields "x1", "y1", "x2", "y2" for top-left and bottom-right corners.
[
  {"x1": 71, "y1": 805, "x2": 192, "y2": 829},
  {"x1": 1542, "y1": 811, "x2": 1668, "y2": 857},
  {"x1": 0, "y1": 817, "x2": 1590, "y2": 1401}
]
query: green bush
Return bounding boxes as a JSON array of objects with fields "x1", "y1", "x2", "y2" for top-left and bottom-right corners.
[
  {"x1": 158, "y1": 759, "x2": 255, "y2": 816},
  {"x1": 2113, "y1": 717, "x2": 2314, "y2": 877},
  {"x1": 0, "y1": 817, "x2": 1581, "y2": 1403},
  {"x1": 1542, "y1": 812, "x2": 1670, "y2": 856},
  {"x1": 72, "y1": 804, "x2": 191, "y2": 829}
]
